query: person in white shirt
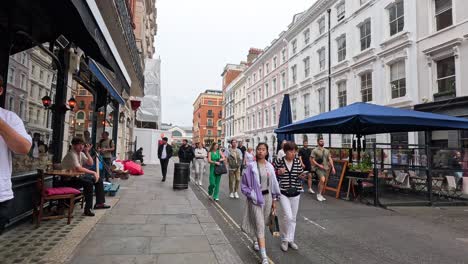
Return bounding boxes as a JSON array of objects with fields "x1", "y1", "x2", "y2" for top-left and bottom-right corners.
[
  {"x1": 0, "y1": 76, "x2": 32, "y2": 234},
  {"x1": 276, "y1": 140, "x2": 288, "y2": 160},
  {"x1": 193, "y1": 142, "x2": 207, "y2": 186}
]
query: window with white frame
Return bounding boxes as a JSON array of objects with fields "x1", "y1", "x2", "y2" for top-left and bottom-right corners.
[
  {"x1": 338, "y1": 81, "x2": 347, "y2": 107},
  {"x1": 390, "y1": 60, "x2": 406, "y2": 98},
  {"x1": 303, "y1": 93, "x2": 310, "y2": 117},
  {"x1": 258, "y1": 111, "x2": 262, "y2": 128},
  {"x1": 360, "y1": 20, "x2": 371, "y2": 51},
  {"x1": 272, "y1": 78, "x2": 277, "y2": 94},
  {"x1": 272, "y1": 105, "x2": 277, "y2": 125},
  {"x1": 292, "y1": 39, "x2": 297, "y2": 54},
  {"x1": 282, "y1": 49, "x2": 286, "y2": 63},
  {"x1": 265, "y1": 82, "x2": 269, "y2": 98},
  {"x1": 337, "y1": 35, "x2": 346, "y2": 62},
  {"x1": 361, "y1": 72, "x2": 373, "y2": 102},
  {"x1": 265, "y1": 109, "x2": 270, "y2": 126},
  {"x1": 337, "y1": 2, "x2": 345, "y2": 21},
  {"x1": 436, "y1": 56, "x2": 456, "y2": 94},
  {"x1": 259, "y1": 68, "x2": 263, "y2": 77},
  {"x1": 258, "y1": 88, "x2": 262, "y2": 101},
  {"x1": 318, "y1": 88, "x2": 326, "y2": 113},
  {"x1": 291, "y1": 98, "x2": 297, "y2": 120},
  {"x1": 253, "y1": 73, "x2": 257, "y2": 82},
  {"x1": 303, "y1": 29, "x2": 310, "y2": 45},
  {"x1": 266, "y1": 63, "x2": 270, "y2": 74},
  {"x1": 388, "y1": 1, "x2": 404, "y2": 36},
  {"x1": 318, "y1": 17, "x2": 325, "y2": 35},
  {"x1": 291, "y1": 65, "x2": 297, "y2": 83},
  {"x1": 342, "y1": 134, "x2": 352, "y2": 148},
  {"x1": 318, "y1": 48, "x2": 326, "y2": 71},
  {"x1": 273, "y1": 57, "x2": 277, "y2": 68},
  {"x1": 281, "y1": 72, "x2": 286, "y2": 90},
  {"x1": 253, "y1": 91, "x2": 256, "y2": 103},
  {"x1": 8, "y1": 67, "x2": 15, "y2": 83},
  {"x1": 20, "y1": 74, "x2": 26, "y2": 90},
  {"x1": 365, "y1": 134, "x2": 376, "y2": 149},
  {"x1": 252, "y1": 114, "x2": 256, "y2": 129},
  {"x1": 304, "y1": 56, "x2": 310, "y2": 78},
  {"x1": 248, "y1": 77, "x2": 251, "y2": 86},
  {"x1": 435, "y1": 0, "x2": 452, "y2": 31}
]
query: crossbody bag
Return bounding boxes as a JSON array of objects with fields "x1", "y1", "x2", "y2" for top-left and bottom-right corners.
[{"x1": 256, "y1": 162, "x2": 270, "y2": 195}]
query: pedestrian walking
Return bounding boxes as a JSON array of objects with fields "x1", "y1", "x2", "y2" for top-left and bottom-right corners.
[
  {"x1": 273, "y1": 141, "x2": 304, "y2": 252},
  {"x1": 244, "y1": 147, "x2": 255, "y2": 166},
  {"x1": 0, "y1": 76, "x2": 32, "y2": 234},
  {"x1": 226, "y1": 139, "x2": 243, "y2": 199},
  {"x1": 178, "y1": 139, "x2": 195, "y2": 163},
  {"x1": 276, "y1": 140, "x2": 287, "y2": 160},
  {"x1": 207, "y1": 142, "x2": 226, "y2": 201},
  {"x1": 158, "y1": 137, "x2": 173, "y2": 182},
  {"x1": 311, "y1": 137, "x2": 335, "y2": 202},
  {"x1": 194, "y1": 142, "x2": 208, "y2": 186},
  {"x1": 241, "y1": 143, "x2": 280, "y2": 264},
  {"x1": 298, "y1": 140, "x2": 314, "y2": 194}
]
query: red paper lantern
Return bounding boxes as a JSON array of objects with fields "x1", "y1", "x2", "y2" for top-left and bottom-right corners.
[{"x1": 130, "y1": 100, "x2": 141, "y2": 111}]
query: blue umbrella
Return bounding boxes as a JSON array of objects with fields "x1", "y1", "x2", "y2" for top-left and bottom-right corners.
[
  {"x1": 276, "y1": 94, "x2": 294, "y2": 153},
  {"x1": 275, "y1": 102, "x2": 468, "y2": 135}
]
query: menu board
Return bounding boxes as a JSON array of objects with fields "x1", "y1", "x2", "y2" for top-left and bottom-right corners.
[{"x1": 324, "y1": 160, "x2": 348, "y2": 198}]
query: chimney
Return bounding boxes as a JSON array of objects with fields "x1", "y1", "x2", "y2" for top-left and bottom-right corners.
[{"x1": 247, "y1": 48, "x2": 262, "y2": 64}]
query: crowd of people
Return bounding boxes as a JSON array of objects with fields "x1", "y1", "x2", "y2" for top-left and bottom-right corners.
[{"x1": 155, "y1": 135, "x2": 335, "y2": 263}]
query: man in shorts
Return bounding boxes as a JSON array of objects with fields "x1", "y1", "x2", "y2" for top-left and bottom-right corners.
[{"x1": 311, "y1": 137, "x2": 335, "y2": 202}]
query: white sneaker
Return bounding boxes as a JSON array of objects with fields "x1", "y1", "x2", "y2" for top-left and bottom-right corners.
[
  {"x1": 308, "y1": 188, "x2": 315, "y2": 194},
  {"x1": 317, "y1": 194, "x2": 325, "y2": 202},
  {"x1": 261, "y1": 257, "x2": 269, "y2": 264},
  {"x1": 234, "y1": 192, "x2": 239, "y2": 199},
  {"x1": 280, "y1": 241, "x2": 288, "y2": 252},
  {"x1": 198, "y1": 180, "x2": 202, "y2": 186},
  {"x1": 253, "y1": 241, "x2": 260, "y2": 251},
  {"x1": 288, "y1": 241, "x2": 299, "y2": 250},
  {"x1": 321, "y1": 195, "x2": 327, "y2": 201},
  {"x1": 229, "y1": 193, "x2": 234, "y2": 198}
]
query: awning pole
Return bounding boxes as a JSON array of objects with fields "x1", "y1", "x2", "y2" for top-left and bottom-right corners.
[{"x1": 425, "y1": 131, "x2": 433, "y2": 203}]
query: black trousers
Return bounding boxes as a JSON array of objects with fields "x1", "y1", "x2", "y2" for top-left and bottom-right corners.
[
  {"x1": 0, "y1": 199, "x2": 12, "y2": 235},
  {"x1": 160, "y1": 158, "x2": 169, "y2": 179},
  {"x1": 62, "y1": 175, "x2": 105, "y2": 210},
  {"x1": 102, "y1": 158, "x2": 112, "y2": 180}
]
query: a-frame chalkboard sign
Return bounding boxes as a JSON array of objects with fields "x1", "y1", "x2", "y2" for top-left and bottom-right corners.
[{"x1": 324, "y1": 160, "x2": 348, "y2": 199}]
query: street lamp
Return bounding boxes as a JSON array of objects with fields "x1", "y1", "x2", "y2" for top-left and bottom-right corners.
[{"x1": 41, "y1": 95, "x2": 77, "y2": 112}]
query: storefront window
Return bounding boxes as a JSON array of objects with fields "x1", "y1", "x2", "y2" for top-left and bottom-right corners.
[{"x1": 5, "y1": 47, "x2": 57, "y2": 175}]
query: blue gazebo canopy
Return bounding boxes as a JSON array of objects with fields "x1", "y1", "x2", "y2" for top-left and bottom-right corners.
[{"x1": 275, "y1": 102, "x2": 468, "y2": 135}]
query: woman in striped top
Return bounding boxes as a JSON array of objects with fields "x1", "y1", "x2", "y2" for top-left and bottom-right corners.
[{"x1": 273, "y1": 141, "x2": 303, "y2": 252}]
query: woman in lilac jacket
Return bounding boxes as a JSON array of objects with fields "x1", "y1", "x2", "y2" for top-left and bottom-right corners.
[{"x1": 241, "y1": 143, "x2": 281, "y2": 264}]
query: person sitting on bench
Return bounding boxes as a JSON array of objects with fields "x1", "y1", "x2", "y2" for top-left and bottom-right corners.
[
  {"x1": 133, "y1": 147, "x2": 144, "y2": 165},
  {"x1": 61, "y1": 137, "x2": 110, "y2": 216}
]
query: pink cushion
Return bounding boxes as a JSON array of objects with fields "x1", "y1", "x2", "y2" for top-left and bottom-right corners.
[
  {"x1": 45, "y1": 187, "x2": 81, "y2": 196},
  {"x1": 361, "y1": 182, "x2": 374, "y2": 188}
]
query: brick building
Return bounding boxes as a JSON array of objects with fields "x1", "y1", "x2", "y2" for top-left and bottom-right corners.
[{"x1": 192, "y1": 90, "x2": 223, "y2": 146}]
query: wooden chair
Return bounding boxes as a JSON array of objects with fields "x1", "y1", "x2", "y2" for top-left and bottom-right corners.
[{"x1": 33, "y1": 169, "x2": 83, "y2": 227}]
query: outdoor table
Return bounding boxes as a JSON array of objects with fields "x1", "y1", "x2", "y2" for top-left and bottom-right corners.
[{"x1": 44, "y1": 170, "x2": 85, "y2": 177}]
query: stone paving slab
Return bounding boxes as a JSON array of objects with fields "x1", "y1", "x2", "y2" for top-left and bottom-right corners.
[{"x1": 68, "y1": 164, "x2": 244, "y2": 264}]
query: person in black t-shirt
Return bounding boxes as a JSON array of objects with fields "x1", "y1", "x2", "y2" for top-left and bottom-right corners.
[{"x1": 298, "y1": 140, "x2": 314, "y2": 194}]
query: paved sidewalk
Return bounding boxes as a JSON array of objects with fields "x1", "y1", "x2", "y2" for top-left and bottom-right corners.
[{"x1": 68, "y1": 162, "x2": 244, "y2": 264}]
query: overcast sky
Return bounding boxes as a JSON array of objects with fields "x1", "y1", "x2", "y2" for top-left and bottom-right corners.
[{"x1": 155, "y1": 0, "x2": 314, "y2": 126}]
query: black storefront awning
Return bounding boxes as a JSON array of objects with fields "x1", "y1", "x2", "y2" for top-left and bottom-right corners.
[{"x1": 0, "y1": 0, "x2": 130, "y2": 94}]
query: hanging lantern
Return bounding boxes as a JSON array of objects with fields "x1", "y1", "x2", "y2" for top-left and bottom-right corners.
[
  {"x1": 67, "y1": 97, "x2": 77, "y2": 110},
  {"x1": 130, "y1": 100, "x2": 141, "y2": 111},
  {"x1": 41, "y1": 95, "x2": 52, "y2": 108}
]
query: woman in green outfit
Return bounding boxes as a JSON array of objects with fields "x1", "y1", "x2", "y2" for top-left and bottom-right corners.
[{"x1": 208, "y1": 142, "x2": 226, "y2": 201}]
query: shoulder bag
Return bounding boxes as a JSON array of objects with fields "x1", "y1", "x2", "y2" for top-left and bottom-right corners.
[{"x1": 214, "y1": 151, "x2": 227, "y2": 175}]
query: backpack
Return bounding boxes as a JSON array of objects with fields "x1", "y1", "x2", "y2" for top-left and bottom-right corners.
[{"x1": 227, "y1": 150, "x2": 240, "y2": 169}]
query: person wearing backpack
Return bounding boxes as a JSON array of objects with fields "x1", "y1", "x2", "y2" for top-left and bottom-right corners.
[
  {"x1": 226, "y1": 139, "x2": 243, "y2": 199},
  {"x1": 97, "y1": 131, "x2": 115, "y2": 181}
]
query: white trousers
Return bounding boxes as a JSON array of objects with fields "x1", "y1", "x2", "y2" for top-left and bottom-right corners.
[
  {"x1": 194, "y1": 159, "x2": 206, "y2": 182},
  {"x1": 278, "y1": 194, "x2": 300, "y2": 242}
]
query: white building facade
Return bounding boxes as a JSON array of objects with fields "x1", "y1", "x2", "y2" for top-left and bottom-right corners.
[
  {"x1": 244, "y1": 35, "x2": 289, "y2": 155},
  {"x1": 414, "y1": 0, "x2": 468, "y2": 149}
]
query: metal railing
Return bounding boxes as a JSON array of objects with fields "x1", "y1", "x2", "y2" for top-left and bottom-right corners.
[{"x1": 115, "y1": 0, "x2": 144, "y2": 89}]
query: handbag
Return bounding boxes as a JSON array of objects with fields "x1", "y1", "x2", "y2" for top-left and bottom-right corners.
[
  {"x1": 214, "y1": 161, "x2": 227, "y2": 175},
  {"x1": 268, "y1": 212, "x2": 280, "y2": 237}
]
